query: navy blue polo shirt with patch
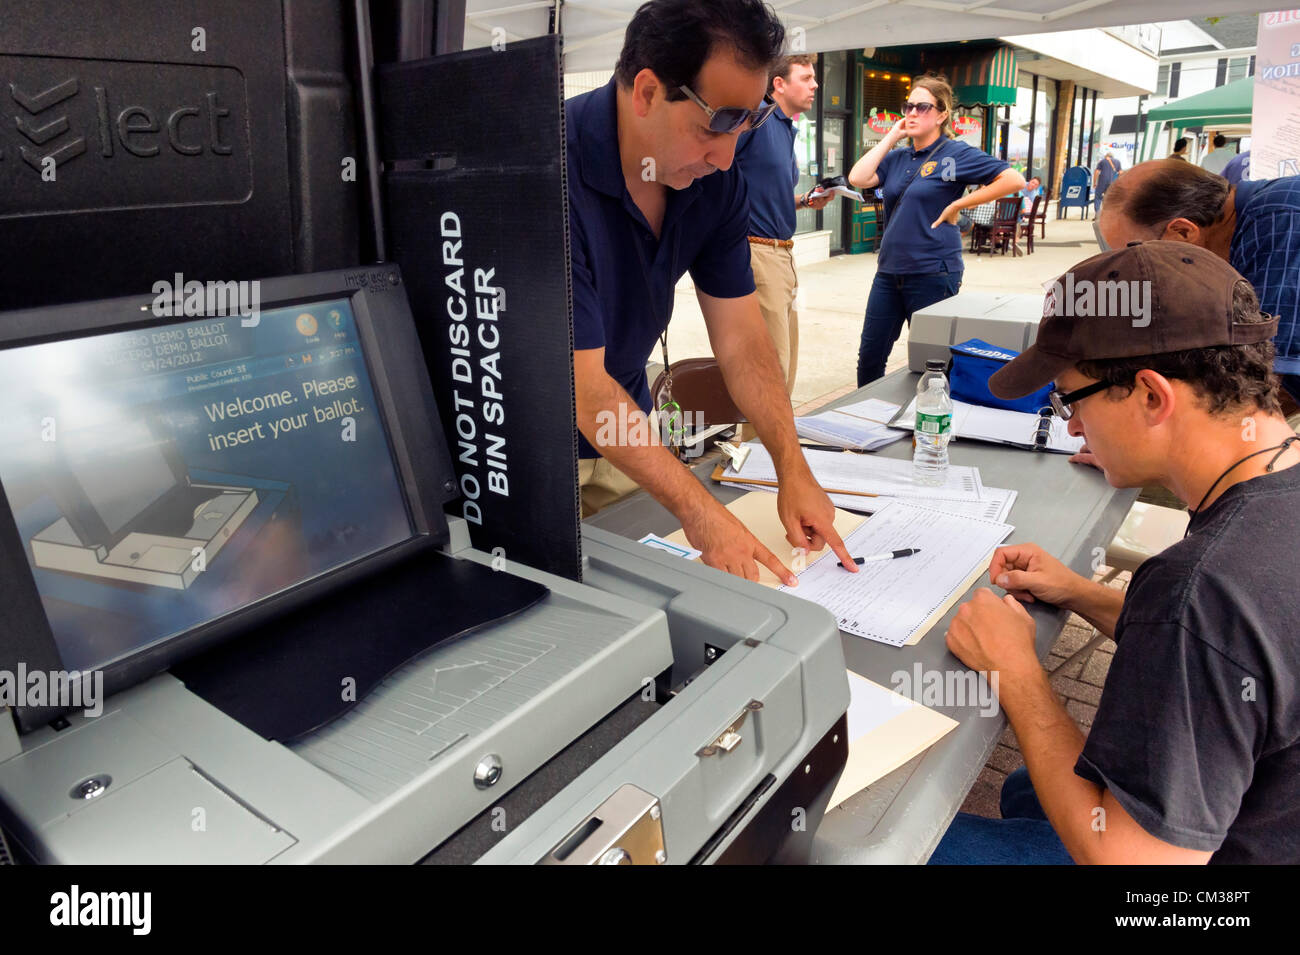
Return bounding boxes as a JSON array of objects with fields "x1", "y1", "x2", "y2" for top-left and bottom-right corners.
[
  {"x1": 734, "y1": 103, "x2": 800, "y2": 240},
  {"x1": 568, "y1": 79, "x2": 756, "y2": 459},
  {"x1": 876, "y1": 138, "x2": 1010, "y2": 274}
]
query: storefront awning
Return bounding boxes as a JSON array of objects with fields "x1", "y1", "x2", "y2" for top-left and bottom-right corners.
[{"x1": 938, "y1": 46, "x2": 1019, "y2": 108}]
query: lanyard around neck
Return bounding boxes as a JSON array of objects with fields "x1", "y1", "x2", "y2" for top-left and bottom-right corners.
[
  {"x1": 1188, "y1": 434, "x2": 1300, "y2": 532},
  {"x1": 628, "y1": 202, "x2": 687, "y2": 454}
]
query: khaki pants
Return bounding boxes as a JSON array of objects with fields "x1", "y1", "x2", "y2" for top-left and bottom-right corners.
[
  {"x1": 578, "y1": 457, "x2": 641, "y2": 518},
  {"x1": 749, "y1": 240, "x2": 799, "y2": 395}
]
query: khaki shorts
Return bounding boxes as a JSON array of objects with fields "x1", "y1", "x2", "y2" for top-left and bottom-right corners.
[{"x1": 578, "y1": 457, "x2": 641, "y2": 518}]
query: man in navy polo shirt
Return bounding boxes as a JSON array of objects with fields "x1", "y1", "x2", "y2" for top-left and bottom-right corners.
[
  {"x1": 568, "y1": 0, "x2": 854, "y2": 584},
  {"x1": 733, "y1": 53, "x2": 832, "y2": 396},
  {"x1": 1098, "y1": 159, "x2": 1300, "y2": 412}
]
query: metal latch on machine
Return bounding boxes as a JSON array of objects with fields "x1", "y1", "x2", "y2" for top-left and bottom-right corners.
[
  {"x1": 696, "y1": 699, "x2": 762, "y2": 757},
  {"x1": 541, "y1": 784, "x2": 667, "y2": 865}
]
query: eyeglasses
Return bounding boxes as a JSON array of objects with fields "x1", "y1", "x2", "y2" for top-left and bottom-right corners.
[
  {"x1": 1048, "y1": 380, "x2": 1110, "y2": 420},
  {"x1": 1092, "y1": 219, "x2": 1110, "y2": 251},
  {"x1": 678, "y1": 84, "x2": 779, "y2": 134},
  {"x1": 902, "y1": 101, "x2": 938, "y2": 115}
]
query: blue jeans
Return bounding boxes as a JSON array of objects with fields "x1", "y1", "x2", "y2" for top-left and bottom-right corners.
[
  {"x1": 927, "y1": 767, "x2": 1075, "y2": 865},
  {"x1": 857, "y1": 267, "x2": 962, "y2": 387}
]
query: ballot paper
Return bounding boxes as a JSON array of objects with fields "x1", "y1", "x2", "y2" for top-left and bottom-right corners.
[
  {"x1": 822, "y1": 486, "x2": 1018, "y2": 522},
  {"x1": 779, "y1": 500, "x2": 1014, "y2": 647},
  {"x1": 795, "y1": 397, "x2": 908, "y2": 451},
  {"x1": 895, "y1": 397, "x2": 1085, "y2": 455},
  {"x1": 727, "y1": 482, "x2": 1018, "y2": 523},
  {"x1": 828, "y1": 671, "x2": 959, "y2": 809},
  {"x1": 721, "y1": 444, "x2": 984, "y2": 502}
]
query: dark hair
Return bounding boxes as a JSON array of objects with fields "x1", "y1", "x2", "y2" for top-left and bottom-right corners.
[
  {"x1": 1105, "y1": 160, "x2": 1231, "y2": 229},
  {"x1": 1075, "y1": 281, "x2": 1282, "y2": 417},
  {"x1": 614, "y1": 0, "x2": 785, "y2": 102},
  {"x1": 1174, "y1": 137, "x2": 1189, "y2": 152},
  {"x1": 769, "y1": 52, "x2": 817, "y2": 94},
  {"x1": 1213, "y1": 133, "x2": 1227, "y2": 148}
]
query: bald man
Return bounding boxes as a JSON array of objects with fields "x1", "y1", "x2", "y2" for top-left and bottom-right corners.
[{"x1": 1097, "y1": 159, "x2": 1300, "y2": 410}]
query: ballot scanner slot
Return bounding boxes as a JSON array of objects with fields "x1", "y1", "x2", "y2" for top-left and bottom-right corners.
[{"x1": 173, "y1": 545, "x2": 549, "y2": 742}]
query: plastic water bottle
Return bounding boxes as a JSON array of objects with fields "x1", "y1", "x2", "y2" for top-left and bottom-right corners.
[{"x1": 913, "y1": 359, "x2": 952, "y2": 485}]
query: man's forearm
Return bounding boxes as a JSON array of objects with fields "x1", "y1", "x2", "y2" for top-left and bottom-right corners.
[
  {"x1": 576, "y1": 381, "x2": 718, "y2": 525},
  {"x1": 716, "y1": 334, "x2": 807, "y2": 474},
  {"x1": 1063, "y1": 578, "x2": 1125, "y2": 639},
  {"x1": 997, "y1": 670, "x2": 1104, "y2": 863}
]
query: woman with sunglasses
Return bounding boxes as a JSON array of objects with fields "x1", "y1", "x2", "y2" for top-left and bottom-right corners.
[{"x1": 848, "y1": 75, "x2": 1025, "y2": 386}]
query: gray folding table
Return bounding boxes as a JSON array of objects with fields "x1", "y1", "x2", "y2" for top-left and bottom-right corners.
[{"x1": 586, "y1": 368, "x2": 1137, "y2": 863}]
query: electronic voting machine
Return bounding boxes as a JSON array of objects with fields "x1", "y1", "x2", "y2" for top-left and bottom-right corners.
[
  {"x1": 0, "y1": 268, "x2": 849, "y2": 865},
  {"x1": 0, "y1": 3, "x2": 850, "y2": 864}
]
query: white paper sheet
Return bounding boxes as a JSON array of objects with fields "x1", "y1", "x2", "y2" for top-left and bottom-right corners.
[
  {"x1": 778, "y1": 500, "x2": 1014, "y2": 647},
  {"x1": 725, "y1": 444, "x2": 984, "y2": 502},
  {"x1": 795, "y1": 398, "x2": 907, "y2": 451},
  {"x1": 638, "y1": 533, "x2": 702, "y2": 560},
  {"x1": 829, "y1": 671, "x2": 960, "y2": 809},
  {"x1": 727, "y1": 483, "x2": 1018, "y2": 523}
]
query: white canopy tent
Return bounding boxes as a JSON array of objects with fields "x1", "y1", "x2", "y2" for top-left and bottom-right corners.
[{"x1": 464, "y1": 0, "x2": 1283, "y2": 72}]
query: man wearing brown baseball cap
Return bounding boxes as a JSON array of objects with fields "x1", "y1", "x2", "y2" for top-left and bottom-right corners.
[{"x1": 931, "y1": 241, "x2": 1300, "y2": 864}]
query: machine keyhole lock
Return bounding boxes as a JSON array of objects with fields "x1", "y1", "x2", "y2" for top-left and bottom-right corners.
[{"x1": 69, "y1": 774, "x2": 112, "y2": 801}]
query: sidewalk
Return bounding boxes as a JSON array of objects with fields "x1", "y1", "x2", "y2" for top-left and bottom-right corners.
[
  {"x1": 663, "y1": 209, "x2": 1113, "y2": 820},
  {"x1": 665, "y1": 210, "x2": 1100, "y2": 407}
]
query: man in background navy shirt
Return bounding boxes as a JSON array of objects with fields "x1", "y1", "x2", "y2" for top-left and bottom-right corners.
[
  {"x1": 733, "y1": 53, "x2": 832, "y2": 395},
  {"x1": 1098, "y1": 159, "x2": 1300, "y2": 412},
  {"x1": 568, "y1": 0, "x2": 854, "y2": 584},
  {"x1": 1092, "y1": 152, "x2": 1121, "y2": 215}
]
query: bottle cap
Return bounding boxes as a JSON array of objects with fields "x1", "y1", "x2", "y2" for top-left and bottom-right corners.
[{"x1": 925, "y1": 359, "x2": 947, "y2": 372}]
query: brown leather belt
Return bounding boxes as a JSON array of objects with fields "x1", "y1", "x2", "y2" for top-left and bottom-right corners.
[{"x1": 748, "y1": 236, "x2": 794, "y2": 248}]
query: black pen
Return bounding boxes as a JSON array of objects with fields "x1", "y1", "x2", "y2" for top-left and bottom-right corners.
[
  {"x1": 839, "y1": 548, "x2": 921, "y2": 568},
  {"x1": 799, "y1": 443, "x2": 864, "y2": 453}
]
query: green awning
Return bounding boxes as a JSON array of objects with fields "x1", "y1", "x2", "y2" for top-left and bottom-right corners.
[
  {"x1": 946, "y1": 46, "x2": 1019, "y2": 108},
  {"x1": 1146, "y1": 76, "x2": 1254, "y2": 126}
]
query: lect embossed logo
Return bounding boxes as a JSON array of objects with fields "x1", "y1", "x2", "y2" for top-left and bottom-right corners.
[
  {"x1": 11, "y1": 76, "x2": 86, "y2": 173},
  {"x1": 1, "y1": 55, "x2": 251, "y2": 217}
]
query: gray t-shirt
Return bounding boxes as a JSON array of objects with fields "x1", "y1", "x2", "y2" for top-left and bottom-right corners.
[{"x1": 1075, "y1": 460, "x2": 1300, "y2": 863}]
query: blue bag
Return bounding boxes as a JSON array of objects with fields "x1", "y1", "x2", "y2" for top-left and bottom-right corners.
[{"x1": 948, "y1": 339, "x2": 1053, "y2": 414}]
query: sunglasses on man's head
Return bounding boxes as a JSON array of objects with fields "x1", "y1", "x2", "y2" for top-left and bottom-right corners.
[
  {"x1": 902, "y1": 101, "x2": 938, "y2": 115},
  {"x1": 679, "y1": 84, "x2": 779, "y2": 134}
]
